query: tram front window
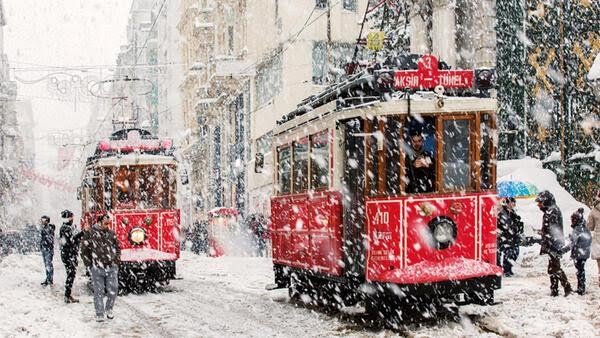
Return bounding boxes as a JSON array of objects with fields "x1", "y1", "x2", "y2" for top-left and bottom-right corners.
[
  {"x1": 115, "y1": 167, "x2": 135, "y2": 206},
  {"x1": 442, "y1": 119, "x2": 471, "y2": 190},
  {"x1": 404, "y1": 121, "x2": 436, "y2": 194}
]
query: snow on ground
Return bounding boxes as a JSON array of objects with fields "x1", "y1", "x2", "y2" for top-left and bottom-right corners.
[
  {"x1": 0, "y1": 158, "x2": 598, "y2": 337},
  {"x1": 1, "y1": 251, "x2": 599, "y2": 337}
]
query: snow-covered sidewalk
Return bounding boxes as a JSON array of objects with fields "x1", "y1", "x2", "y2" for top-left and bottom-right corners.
[{"x1": 1, "y1": 251, "x2": 599, "y2": 337}]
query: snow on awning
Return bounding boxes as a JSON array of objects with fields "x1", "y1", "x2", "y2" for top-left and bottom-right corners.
[
  {"x1": 121, "y1": 248, "x2": 177, "y2": 262},
  {"x1": 216, "y1": 59, "x2": 256, "y2": 77}
]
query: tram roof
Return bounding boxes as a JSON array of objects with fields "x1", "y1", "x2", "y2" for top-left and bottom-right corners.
[
  {"x1": 87, "y1": 154, "x2": 177, "y2": 168},
  {"x1": 273, "y1": 94, "x2": 497, "y2": 137}
]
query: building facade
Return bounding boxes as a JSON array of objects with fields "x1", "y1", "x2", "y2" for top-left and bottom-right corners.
[
  {"x1": 0, "y1": 0, "x2": 29, "y2": 228},
  {"x1": 177, "y1": 1, "x2": 369, "y2": 219}
]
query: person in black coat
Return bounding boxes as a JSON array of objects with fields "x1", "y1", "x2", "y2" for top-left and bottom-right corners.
[
  {"x1": 405, "y1": 130, "x2": 435, "y2": 193},
  {"x1": 567, "y1": 208, "x2": 592, "y2": 295},
  {"x1": 497, "y1": 197, "x2": 524, "y2": 276},
  {"x1": 536, "y1": 190, "x2": 572, "y2": 296},
  {"x1": 39, "y1": 216, "x2": 55, "y2": 285},
  {"x1": 59, "y1": 210, "x2": 83, "y2": 303}
]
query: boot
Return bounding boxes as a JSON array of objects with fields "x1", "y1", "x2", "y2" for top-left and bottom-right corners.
[
  {"x1": 550, "y1": 276, "x2": 559, "y2": 297},
  {"x1": 64, "y1": 296, "x2": 79, "y2": 303},
  {"x1": 564, "y1": 285, "x2": 572, "y2": 297}
]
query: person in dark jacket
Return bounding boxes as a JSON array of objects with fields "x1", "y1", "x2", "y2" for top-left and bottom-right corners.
[
  {"x1": 535, "y1": 190, "x2": 572, "y2": 296},
  {"x1": 497, "y1": 197, "x2": 524, "y2": 276},
  {"x1": 59, "y1": 210, "x2": 83, "y2": 303},
  {"x1": 405, "y1": 130, "x2": 435, "y2": 193},
  {"x1": 81, "y1": 214, "x2": 121, "y2": 322},
  {"x1": 566, "y1": 208, "x2": 592, "y2": 295},
  {"x1": 39, "y1": 216, "x2": 55, "y2": 285}
]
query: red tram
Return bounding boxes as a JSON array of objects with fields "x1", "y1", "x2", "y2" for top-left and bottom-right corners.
[
  {"x1": 206, "y1": 207, "x2": 242, "y2": 257},
  {"x1": 79, "y1": 128, "x2": 180, "y2": 290},
  {"x1": 268, "y1": 55, "x2": 502, "y2": 319}
]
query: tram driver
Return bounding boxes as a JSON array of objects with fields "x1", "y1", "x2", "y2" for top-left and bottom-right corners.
[{"x1": 405, "y1": 128, "x2": 435, "y2": 193}]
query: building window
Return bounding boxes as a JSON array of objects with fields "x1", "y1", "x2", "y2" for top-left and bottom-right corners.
[
  {"x1": 316, "y1": 0, "x2": 328, "y2": 9},
  {"x1": 228, "y1": 26, "x2": 234, "y2": 55},
  {"x1": 343, "y1": 0, "x2": 356, "y2": 11},
  {"x1": 255, "y1": 55, "x2": 282, "y2": 106},
  {"x1": 312, "y1": 41, "x2": 359, "y2": 85}
]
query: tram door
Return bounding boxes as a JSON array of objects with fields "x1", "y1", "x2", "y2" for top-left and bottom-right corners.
[{"x1": 341, "y1": 118, "x2": 366, "y2": 280}]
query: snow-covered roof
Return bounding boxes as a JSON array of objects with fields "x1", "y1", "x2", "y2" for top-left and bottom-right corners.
[{"x1": 94, "y1": 154, "x2": 177, "y2": 167}]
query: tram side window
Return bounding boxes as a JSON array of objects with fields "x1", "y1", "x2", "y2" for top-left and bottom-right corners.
[
  {"x1": 404, "y1": 117, "x2": 436, "y2": 194},
  {"x1": 310, "y1": 132, "x2": 329, "y2": 190},
  {"x1": 103, "y1": 168, "x2": 113, "y2": 210},
  {"x1": 293, "y1": 138, "x2": 309, "y2": 193},
  {"x1": 277, "y1": 146, "x2": 292, "y2": 195},
  {"x1": 442, "y1": 119, "x2": 471, "y2": 190},
  {"x1": 366, "y1": 118, "x2": 381, "y2": 197},
  {"x1": 90, "y1": 176, "x2": 101, "y2": 212},
  {"x1": 385, "y1": 117, "x2": 402, "y2": 196},
  {"x1": 480, "y1": 114, "x2": 494, "y2": 190}
]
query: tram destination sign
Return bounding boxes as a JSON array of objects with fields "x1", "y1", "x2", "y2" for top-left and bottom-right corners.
[{"x1": 394, "y1": 54, "x2": 473, "y2": 90}]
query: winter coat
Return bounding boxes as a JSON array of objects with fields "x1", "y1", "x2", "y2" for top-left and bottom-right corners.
[
  {"x1": 405, "y1": 149, "x2": 435, "y2": 193},
  {"x1": 568, "y1": 220, "x2": 592, "y2": 260},
  {"x1": 39, "y1": 223, "x2": 55, "y2": 251},
  {"x1": 588, "y1": 202, "x2": 600, "y2": 260},
  {"x1": 497, "y1": 206, "x2": 524, "y2": 248},
  {"x1": 80, "y1": 224, "x2": 121, "y2": 269},
  {"x1": 539, "y1": 204, "x2": 565, "y2": 256},
  {"x1": 59, "y1": 221, "x2": 83, "y2": 264}
]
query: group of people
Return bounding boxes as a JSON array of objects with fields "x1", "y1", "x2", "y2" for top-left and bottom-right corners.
[
  {"x1": 38, "y1": 211, "x2": 121, "y2": 322},
  {"x1": 497, "y1": 189, "x2": 600, "y2": 296}
]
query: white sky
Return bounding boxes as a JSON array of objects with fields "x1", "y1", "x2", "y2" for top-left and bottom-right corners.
[{"x1": 3, "y1": 0, "x2": 133, "y2": 216}]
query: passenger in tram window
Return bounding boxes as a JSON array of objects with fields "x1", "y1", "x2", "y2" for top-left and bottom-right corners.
[{"x1": 405, "y1": 128, "x2": 435, "y2": 194}]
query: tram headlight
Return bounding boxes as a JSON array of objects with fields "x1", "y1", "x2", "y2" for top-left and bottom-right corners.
[
  {"x1": 428, "y1": 216, "x2": 457, "y2": 250},
  {"x1": 129, "y1": 227, "x2": 146, "y2": 245}
]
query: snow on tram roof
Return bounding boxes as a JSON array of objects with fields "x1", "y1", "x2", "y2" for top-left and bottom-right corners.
[
  {"x1": 273, "y1": 94, "x2": 497, "y2": 136},
  {"x1": 92, "y1": 153, "x2": 177, "y2": 167}
]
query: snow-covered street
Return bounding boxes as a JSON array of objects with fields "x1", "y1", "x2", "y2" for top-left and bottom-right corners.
[{"x1": 1, "y1": 250, "x2": 598, "y2": 337}]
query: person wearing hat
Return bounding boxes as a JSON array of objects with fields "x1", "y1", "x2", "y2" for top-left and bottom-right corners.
[
  {"x1": 535, "y1": 190, "x2": 572, "y2": 297},
  {"x1": 588, "y1": 189, "x2": 600, "y2": 286},
  {"x1": 39, "y1": 215, "x2": 55, "y2": 286},
  {"x1": 566, "y1": 208, "x2": 592, "y2": 295},
  {"x1": 497, "y1": 197, "x2": 524, "y2": 277},
  {"x1": 81, "y1": 214, "x2": 120, "y2": 322},
  {"x1": 59, "y1": 209, "x2": 83, "y2": 303}
]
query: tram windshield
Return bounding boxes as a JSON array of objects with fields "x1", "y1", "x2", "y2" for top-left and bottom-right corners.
[
  {"x1": 274, "y1": 111, "x2": 496, "y2": 197},
  {"x1": 83, "y1": 164, "x2": 177, "y2": 212}
]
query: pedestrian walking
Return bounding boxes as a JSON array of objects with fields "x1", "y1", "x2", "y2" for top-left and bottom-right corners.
[
  {"x1": 497, "y1": 197, "x2": 524, "y2": 277},
  {"x1": 59, "y1": 210, "x2": 83, "y2": 303},
  {"x1": 535, "y1": 190, "x2": 572, "y2": 297},
  {"x1": 39, "y1": 215, "x2": 55, "y2": 286},
  {"x1": 566, "y1": 208, "x2": 592, "y2": 295},
  {"x1": 81, "y1": 214, "x2": 121, "y2": 322},
  {"x1": 587, "y1": 189, "x2": 600, "y2": 286},
  {"x1": 248, "y1": 214, "x2": 268, "y2": 257}
]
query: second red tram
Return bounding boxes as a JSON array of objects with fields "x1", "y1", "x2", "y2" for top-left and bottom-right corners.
[
  {"x1": 268, "y1": 55, "x2": 502, "y2": 319},
  {"x1": 79, "y1": 128, "x2": 180, "y2": 290}
]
